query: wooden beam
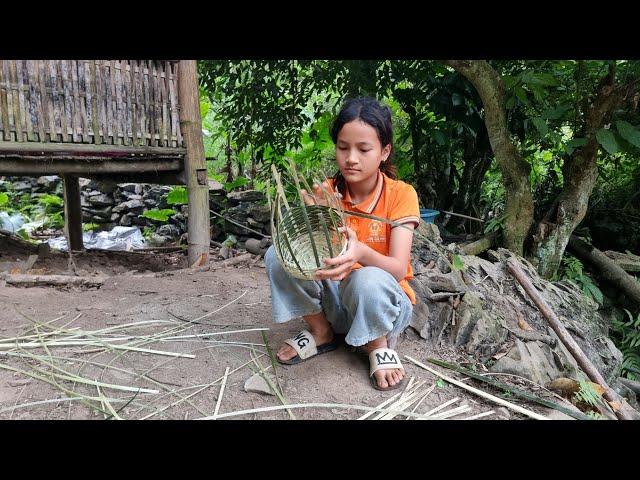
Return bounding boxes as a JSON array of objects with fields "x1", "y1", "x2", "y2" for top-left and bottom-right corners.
[
  {"x1": 0, "y1": 157, "x2": 182, "y2": 175},
  {"x1": 0, "y1": 141, "x2": 186, "y2": 157},
  {"x1": 62, "y1": 174, "x2": 83, "y2": 251},
  {"x1": 177, "y1": 61, "x2": 210, "y2": 267}
]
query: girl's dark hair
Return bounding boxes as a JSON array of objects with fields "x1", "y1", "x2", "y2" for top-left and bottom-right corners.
[{"x1": 330, "y1": 96, "x2": 397, "y2": 196}]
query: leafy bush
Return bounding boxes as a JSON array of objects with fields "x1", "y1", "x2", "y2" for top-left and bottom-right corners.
[
  {"x1": 611, "y1": 308, "x2": 640, "y2": 380},
  {"x1": 557, "y1": 255, "x2": 604, "y2": 305}
]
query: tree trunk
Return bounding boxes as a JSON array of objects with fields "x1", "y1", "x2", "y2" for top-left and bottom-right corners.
[
  {"x1": 444, "y1": 60, "x2": 533, "y2": 255},
  {"x1": 177, "y1": 60, "x2": 210, "y2": 267},
  {"x1": 530, "y1": 66, "x2": 636, "y2": 278}
]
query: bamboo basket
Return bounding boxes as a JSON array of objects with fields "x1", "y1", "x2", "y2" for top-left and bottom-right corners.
[{"x1": 269, "y1": 161, "x2": 347, "y2": 280}]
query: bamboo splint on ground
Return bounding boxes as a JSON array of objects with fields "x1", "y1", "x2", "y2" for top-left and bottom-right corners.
[
  {"x1": 1, "y1": 273, "x2": 105, "y2": 288},
  {"x1": 405, "y1": 355, "x2": 549, "y2": 420},
  {"x1": 506, "y1": 257, "x2": 639, "y2": 420}
]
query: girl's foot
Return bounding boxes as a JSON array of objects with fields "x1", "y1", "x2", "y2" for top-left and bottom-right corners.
[
  {"x1": 364, "y1": 337, "x2": 405, "y2": 389},
  {"x1": 276, "y1": 326, "x2": 334, "y2": 362}
]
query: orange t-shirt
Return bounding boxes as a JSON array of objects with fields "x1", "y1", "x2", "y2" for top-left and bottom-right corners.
[{"x1": 328, "y1": 171, "x2": 420, "y2": 304}]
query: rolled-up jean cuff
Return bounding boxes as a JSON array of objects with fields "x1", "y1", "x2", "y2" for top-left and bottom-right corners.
[{"x1": 272, "y1": 308, "x2": 324, "y2": 324}]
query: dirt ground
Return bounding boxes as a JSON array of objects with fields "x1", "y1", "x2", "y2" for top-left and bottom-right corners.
[{"x1": 0, "y1": 246, "x2": 556, "y2": 420}]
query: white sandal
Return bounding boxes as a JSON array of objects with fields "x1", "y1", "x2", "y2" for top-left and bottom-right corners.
[
  {"x1": 277, "y1": 329, "x2": 340, "y2": 365},
  {"x1": 368, "y1": 347, "x2": 405, "y2": 391}
]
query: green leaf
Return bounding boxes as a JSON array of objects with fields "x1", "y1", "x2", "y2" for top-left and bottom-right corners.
[
  {"x1": 514, "y1": 86, "x2": 528, "y2": 105},
  {"x1": 542, "y1": 104, "x2": 571, "y2": 120},
  {"x1": 140, "y1": 208, "x2": 176, "y2": 222},
  {"x1": 452, "y1": 254, "x2": 466, "y2": 271},
  {"x1": 615, "y1": 121, "x2": 640, "y2": 148},
  {"x1": 166, "y1": 186, "x2": 188, "y2": 205},
  {"x1": 532, "y1": 117, "x2": 548, "y2": 137},
  {"x1": 0, "y1": 192, "x2": 8, "y2": 206},
  {"x1": 565, "y1": 138, "x2": 587, "y2": 155},
  {"x1": 596, "y1": 129, "x2": 619, "y2": 154},
  {"x1": 436, "y1": 378, "x2": 446, "y2": 388},
  {"x1": 223, "y1": 176, "x2": 249, "y2": 192},
  {"x1": 37, "y1": 194, "x2": 63, "y2": 207},
  {"x1": 434, "y1": 130, "x2": 446, "y2": 146}
]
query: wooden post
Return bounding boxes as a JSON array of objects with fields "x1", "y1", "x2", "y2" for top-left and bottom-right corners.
[
  {"x1": 177, "y1": 60, "x2": 210, "y2": 267},
  {"x1": 506, "y1": 257, "x2": 638, "y2": 420},
  {"x1": 62, "y1": 174, "x2": 83, "y2": 251}
]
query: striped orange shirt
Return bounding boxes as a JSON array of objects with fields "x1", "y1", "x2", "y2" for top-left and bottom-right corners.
[{"x1": 328, "y1": 171, "x2": 420, "y2": 304}]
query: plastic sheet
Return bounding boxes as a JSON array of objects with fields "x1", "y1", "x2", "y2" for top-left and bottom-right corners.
[{"x1": 47, "y1": 226, "x2": 146, "y2": 251}]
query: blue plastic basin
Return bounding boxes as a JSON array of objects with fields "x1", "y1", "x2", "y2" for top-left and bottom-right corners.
[{"x1": 420, "y1": 208, "x2": 440, "y2": 224}]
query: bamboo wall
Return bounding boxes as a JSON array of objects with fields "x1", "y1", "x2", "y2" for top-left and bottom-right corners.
[{"x1": 0, "y1": 60, "x2": 184, "y2": 149}]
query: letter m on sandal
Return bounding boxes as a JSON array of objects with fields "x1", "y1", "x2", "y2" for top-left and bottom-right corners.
[{"x1": 375, "y1": 351, "x2": 398, "y2": 365}]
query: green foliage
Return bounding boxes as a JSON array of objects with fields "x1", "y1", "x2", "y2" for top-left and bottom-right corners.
[
  {"x1": 166, "y1": 186, "x2": 188, "y2": 206},
  {"x1": 83, "y1": 223, "x2": 100, "y2": 232},
  {"x1": 435, "y1": 378, "x2": 446, "y2": 388},
  {"x1": 483, "y1": 213, "x2": 508, "y2": 234},
  {"x1": 142, "y1": 225, "x2": 156, "y2": 239},
  {"x1": 451, "y1": 254, "x2": 466, "y2": 271},
  {"x1": 223, "y1": 176, "x2": 249, "y2": 192},
  {"x1": 611, "y1": 308, "x2": 640, "y2": 380},
  {"x1": 140, "y1": 209, "x2": 176, "y2": 222},
  {"x1": 572, "y1": 380, "x2": 602, "y2": 407},
  {"x1": 0, "y1": 192, "x2": 8, "y2": 206},
  {"x1": 596, "y1": 128, "x2": 619, "y2": 154},
  {"x1": 557, "y1": 255, "x2": 604, "y2": 305}
]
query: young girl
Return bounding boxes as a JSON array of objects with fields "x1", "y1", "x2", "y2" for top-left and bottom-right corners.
[{"x1": 264, "y1": 97, "x2": 420, "y2": 391}]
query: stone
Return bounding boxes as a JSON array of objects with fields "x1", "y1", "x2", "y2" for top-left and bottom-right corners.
[
  {"x1": 246, "y1": 203, "x2": 271, "y2": 223},
  {"x1": 36, "y1": 175, "x2": 60, "y2": 190},
  {"x1": 157, "y1": 224, "x2": 181, "y2": 239},
  {"x1": 495, "y1": 407, "x2": 511, "y2": 420},
  {"x1": 12, "y1": 181, "x2": 33, "y2": 192},
  {"x1": 119, "y1": 183, "x2": 143, "y2": 195},
  {"x1": 119, "y1": 214, "x2": 132, "y2": 226},
  {"x1": 122, "y1": 192, "x2": 143, "y2": 201},
  {"x1": 113, "y1": 199, "x2": 145, "y2": 213},
  {"x1": 208, "y1": 179, "x2": 225, "y2": 193},
  {"x1": 490, "y1": 338, "x2": 579, "y2": 386},
  {"x1": 245, "y1": 238, "x2": 267, "y2": 256},
  {"x1": 228, "y1": 189, "x2": 266, "y2": 204},
  {"x1": 452, "y1": 292, "x2": 508, "y2": 359},
  {"x1": 244, "y1": 373, "x2": 276, "y2": 396},
  {"x1": 87, "y1": 194, "x2": 115, "y2": 207}
]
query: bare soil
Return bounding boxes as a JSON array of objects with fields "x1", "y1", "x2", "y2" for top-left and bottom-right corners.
[{"x1": 0, "y1": 246, "x2": 554, "y2": 420}]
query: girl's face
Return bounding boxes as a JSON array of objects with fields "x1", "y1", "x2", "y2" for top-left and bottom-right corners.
[{"x1": 335, "y1": 120, "x2": 390, "y2": 186}]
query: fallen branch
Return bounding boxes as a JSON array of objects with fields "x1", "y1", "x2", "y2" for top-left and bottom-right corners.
[
  {"x1": 568, "y1": 235, "x2": 640, "y2": 305},
  {"x1": 1, "y1": 274, "x2": 105, "y2": 288},
  {"x1": 404, "y1": 355, "x2": 549, "y2": 420},
  {"x1": 507, "y1": 257, "x2": 639, "y2": 420},
  {"x1": 618, "y1": 377, "x2": 640, "y2": 395},
  {"x1": 460, "y1": 231, "x2": 499, "y2": 256},
  {"x1": 427, "y1": 358, "x2": 591, "y2": 420},
  {"x1": 603, "y1": 250, "x2": 640, "y2": 273}
]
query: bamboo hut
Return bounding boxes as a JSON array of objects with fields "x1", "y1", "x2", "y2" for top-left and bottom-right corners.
[{"x1": 0, "y1": 60, "x2": 209, "y2": 264}]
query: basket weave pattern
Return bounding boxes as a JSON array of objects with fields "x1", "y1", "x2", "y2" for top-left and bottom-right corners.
[{"x1": 274, "y1": 204, "x2": 347, "y2": 280}]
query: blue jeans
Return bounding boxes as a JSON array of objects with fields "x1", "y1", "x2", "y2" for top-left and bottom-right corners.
[{"x1": 264, "y1": 246, "x2": 413, "y2": 348}]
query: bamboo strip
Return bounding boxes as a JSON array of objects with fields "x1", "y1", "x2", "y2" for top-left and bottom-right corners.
[
  {"x1": 0, "y1": 61, "x2": 10, "y2": 140},
  {"x1": 55, "y1": 60, "x2": 69, "y2": 142},
  {"x1": 9, "y1": 60, "x2": 22, "y2": 141},
  {"x1": 405, "y1": 355, "x2": 548, "y2": 420}
]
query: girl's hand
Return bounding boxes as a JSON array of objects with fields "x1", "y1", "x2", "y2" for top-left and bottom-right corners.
[
  {"x1": 314, "y1": 226, "x2": 361, "y2": 281},
  {"x1": 300, "y1": 181, "x2": 342, "y2": 208}
]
